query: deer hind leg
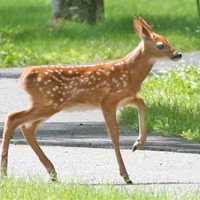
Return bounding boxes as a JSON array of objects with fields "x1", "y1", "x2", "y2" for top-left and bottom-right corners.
[
  {"x1": 21, "y1": 120, "x2": 57, "y2": 181},
  {"x1": 0, "y1": 106, "x2": 56, "y2": 178},
  {"x1": 131, "y1": 95, "x2": 147, "y2": 152},
  {"x1": 101, "y1": 102, "x2": 133, "y2": 184}
]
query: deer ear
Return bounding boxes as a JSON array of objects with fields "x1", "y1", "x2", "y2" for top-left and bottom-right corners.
[
  {"x1": 134, "y1": 18, "x2": 151, "y2": 39},
  {"x1": 138, "y1": 17, "x2": 153, "y2": 33}
]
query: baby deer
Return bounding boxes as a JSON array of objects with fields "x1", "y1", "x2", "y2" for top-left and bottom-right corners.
[{"x1": 1, "y1": 17, "x2": 182, "y2": 184}]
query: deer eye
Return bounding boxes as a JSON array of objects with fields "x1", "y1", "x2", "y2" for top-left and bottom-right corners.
[{"x1": 156, "y1": 42, "x2": 165, "y2": 50}]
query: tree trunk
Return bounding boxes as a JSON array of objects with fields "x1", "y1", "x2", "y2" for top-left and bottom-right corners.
[{"x1": 52, "y1": 0, "x2": 104, "y2": 24}]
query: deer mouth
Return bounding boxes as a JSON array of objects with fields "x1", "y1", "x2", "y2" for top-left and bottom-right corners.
[{"x1": 171, "y1": 52, "x2": 182, "y2": 61}]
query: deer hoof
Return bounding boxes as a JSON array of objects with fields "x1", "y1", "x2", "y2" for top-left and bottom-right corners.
[
  {"x1": 126, "y1": 179, "x2": 133, "y2": 184},
  {"x1": 124, "y1": 176, "x2": 133, "y2": 184},
  {"x1": 132, "y1": 140, "x2": 140, "y2": 152},
  {"x1": 132, "y1": 138, "x2": 145, "y2": 152},
  {"x1": 50, "y1": 172, "x2": 58, "y2": 182}
]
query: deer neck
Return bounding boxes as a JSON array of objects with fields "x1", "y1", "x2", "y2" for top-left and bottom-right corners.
[{"x1": 124, "y1": 40, "x2": 156, "y2": 92}]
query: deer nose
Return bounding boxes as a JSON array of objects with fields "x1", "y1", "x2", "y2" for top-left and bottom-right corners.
[
  {"x1": 176, "y1": 52, "x2": 182, "y2": 59},
  {"x1": 172, "y1": 52, "x2": 182, "y2": 61}
]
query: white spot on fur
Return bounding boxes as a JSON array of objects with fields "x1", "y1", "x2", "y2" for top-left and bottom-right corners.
[
  {"x1": 123, "y1": 81, "x2": 127, "y2": 87},
  {"x1": 115, "y1": 62, "x2": 120, "y2": 66},
  {"x1": 112, "y1": 78, "x2": 117, "y2": 83},
  {"x1": 101, "y1": 80, "x2": 107, "y2": 86},
  {"x1": 52, "y1": 76, "x2": 62, "y2": 83},
  {"x1": 116, "y1": 83, "x2": 120, "y2": 87},
  {"x1": 56, "y1": 70, "x2": 62, "y2": 75},
  {"x1": 105, "y1": 71, "x2": 110, "y2": 76},
  {"x1": 37, "y1": 77, "x2": 42, "y2": 82},
  {"x1": 39, "y1": 87, "x2": 43, "y2": 92},
  {"x1": 96, "y1": 71, "x2": 100, "y2": 75}
]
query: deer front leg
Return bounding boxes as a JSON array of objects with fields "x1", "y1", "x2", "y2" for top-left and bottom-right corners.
[
  {"x1": 101, "y1": 102, "x2": 133, "y2": 184},
  {"x1": 132, "y1": 95, "x2": 147, "y2": 152}
]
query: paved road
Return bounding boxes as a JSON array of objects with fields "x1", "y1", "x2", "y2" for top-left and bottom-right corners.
[
  {"x1": 0, "y1": 122, "x2": 200, "y2": 153},
  {"x1": 7, "y1": 145, "x2": 200, "y2": 194}
]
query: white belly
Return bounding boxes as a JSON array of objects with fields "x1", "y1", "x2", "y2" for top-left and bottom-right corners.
[{"x1": 63, "y1": 103, "x2": 99, "y2": 112}]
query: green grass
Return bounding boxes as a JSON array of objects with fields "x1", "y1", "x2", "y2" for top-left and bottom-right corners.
[
  {"x1": 119, "y1": 66, "x2": 200, "y2": 142},
  {"x1": 0, "y1": 177, "x2": 199, "y2": 200},
  {"x1": 0, "y1": 0, "x2": 200, "y2": 67}
]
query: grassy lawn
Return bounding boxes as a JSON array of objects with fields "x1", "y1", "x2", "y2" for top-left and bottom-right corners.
[
  {"x1": 0, "y1": 178, "x2": 199, "y2": 200},
  {"x1": 119, "y1": 66, "x2": 200, "y2": 142},
  {"x1": 0, "y1": 0, "x2": 199, "y2": 67}
]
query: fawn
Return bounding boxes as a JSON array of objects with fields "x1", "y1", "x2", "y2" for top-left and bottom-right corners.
[{"x1": 1, "y1": 17, "x2": 182, "y2": 184}]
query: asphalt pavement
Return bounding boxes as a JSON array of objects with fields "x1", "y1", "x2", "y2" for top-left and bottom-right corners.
[{"x1": 7, "y1": 144, "x2": 200, "y2": 194}]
